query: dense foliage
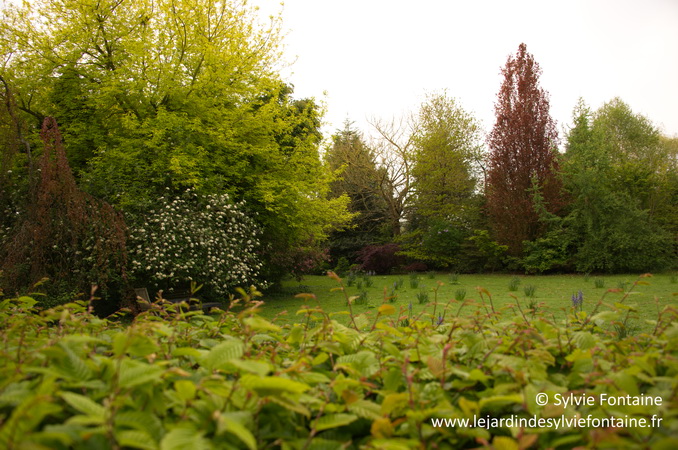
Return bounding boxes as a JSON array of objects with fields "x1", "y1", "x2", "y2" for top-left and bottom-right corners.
[
  {"x1": 0, "y1": 0, "x2": 351, "y2": 293},
  {"x1": 128, "y1": 190, "x2": 263, "y2": 297},
  {"x1": 486, "y1": 43, "x2": 562, "y2": 258},
  {"x1": 1, "y1": 274, "x2": 677, "y2": 448},
  {"x1": 1, "y1": 118, "x2": 126, "y2": 300}
]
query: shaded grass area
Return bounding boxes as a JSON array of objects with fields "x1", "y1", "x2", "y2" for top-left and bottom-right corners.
[{"x1": 260, "y1": 272, "x2": 678, "y2": 333}]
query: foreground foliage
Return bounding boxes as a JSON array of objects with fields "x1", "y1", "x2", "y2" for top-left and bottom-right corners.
[{"x1": 1, "y1": 275, "x2": 677, "y2": 449}]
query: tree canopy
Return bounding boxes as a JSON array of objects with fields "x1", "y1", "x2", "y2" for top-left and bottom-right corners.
[
  {"x1": 486, "y1": 43, "x2": 562, "y2": 257},
  {"x1": 0, "y1": 0, "x2": 351, "y2": 290}
]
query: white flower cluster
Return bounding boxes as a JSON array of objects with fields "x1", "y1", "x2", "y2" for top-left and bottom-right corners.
[{"x1": 129, "y1": 190, "x2": 265, "y2": 294}]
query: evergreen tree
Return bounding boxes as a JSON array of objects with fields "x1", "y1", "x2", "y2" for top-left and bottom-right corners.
[{"x1": 325, "y1": 122, "x2": 389, "y2": 263}]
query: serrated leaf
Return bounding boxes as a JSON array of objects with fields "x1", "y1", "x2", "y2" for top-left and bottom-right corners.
[
  {"x1": 240, "y1": 375, "x2": 310, "y2": 396},
  {"x1": 216, "y1": 414, "x2": 256, "y2": 450},
  {"x1": 267, "y1": 395, "x2": 311, "y2": 417},
  {"x1": 58, "y1": 342, "x2": 93, "y2": 381},
  {"x1": 242, "y1": 316, "x2": 281, "y2": 332},
  {"x1": 118, "y1": 359, "x2": 164, "y2": 388},
  {"x1": 174, "y1": 380, "x2": 196, "y2": 402},
  {"x1": 160, "y1": 427, "x2": 210, "y2": 450},
  {"x1": 348, "y1": 399, "x2": 381, "y2": 420},
  {"x1": 172, "y1": 347, "x2": 204, "y2": 359},
  {"x1": 61, "y1": 392, "x2": 105, "y2": 418},
  {"x1": 479, "y1": 394, "x2": 523, "y2": 411},
  {"x1": 204, "y1": 339, "x2": 244, "y2": 371},
  {"x1": 226, "y1": 359, "x2": 271, "y2": 376},
  {"x1": 313, "y1": 413, "x2": 358, "y2": 432},
  {"x1": 115, "y1": 411, "x2": 164, "y2": 442},
  {"x1": 116, "y1": 430, "x2": 158, "y2": 450},
  {"x1": 381, "y1": 393, "x2": 409, "y2": 416}
]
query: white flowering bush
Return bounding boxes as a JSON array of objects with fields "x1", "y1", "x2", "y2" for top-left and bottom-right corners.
[{"x1": 129, "y1": 190, "x2": 264, "y2": 295}]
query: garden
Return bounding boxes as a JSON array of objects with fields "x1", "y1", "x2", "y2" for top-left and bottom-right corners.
[{"x1": 1, "y1": 0, "x2": 677, "y2": 448}]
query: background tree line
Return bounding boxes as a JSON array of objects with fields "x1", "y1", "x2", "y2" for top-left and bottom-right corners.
[
  {"x1": 0, "y1": 0, "x2": 675, "y2": 308},
  {"x1": 325, "y1": 44, "x2": 676, "y2": 275}
]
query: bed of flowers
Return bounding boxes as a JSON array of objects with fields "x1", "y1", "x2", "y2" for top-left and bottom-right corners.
[{"x1": 0, "y1": 274, "x2": 677, "y2": 449}]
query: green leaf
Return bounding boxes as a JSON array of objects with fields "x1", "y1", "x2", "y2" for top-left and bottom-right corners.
[
  {"x1": 240, "y1": 375, "x2": 310, "y2": 396},
  {"x1": 115, "y1": 411, "x2": 164, "y2": 442},
  {"x1": 242, "y1": 316, "x2": 281, "y2": 333},
  {"x1": 204, "y1": 339, "x2": 244, "y2": 371},
  {"x1": 226, "y1": 359, "x2": 271, "y2": 376},
  {"x1": 479, "y1": 394, "x2": 524, "y2": 412},
  {"x1": 348, "y1": 399, "x2": 381, "y2": 420},
  {"x1": 313, "y1": 413, "x2": 358, "y2": 432},
  {"x1": 118, "y1": 359, "x2": 164, "y2": 388},
  {"x1": 61, "y1": 392, "x2": 105, "y2": 419},
  {"x1": 58, "y1": 342, "x2": 93, "y2": 380},
  {"x1": 160, "y1": 427, "x2": 211, "y2": 450},
  {"x1": 174, "y1": 380, "x2": 196, "y2": 402},
  {"x1": 216, "y1": 413, "x2": 256, "y2": 450},
  {"x1": 116, "y1": 430, "x2": 158, "y2": 450}
]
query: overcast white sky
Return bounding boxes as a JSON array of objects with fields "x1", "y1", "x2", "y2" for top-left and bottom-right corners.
[{"x1": 256, "y1": 0, "x2": 678, "y2": 142}]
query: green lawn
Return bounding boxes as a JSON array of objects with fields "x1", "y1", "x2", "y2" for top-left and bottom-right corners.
[{"x1": 259, "y1": 272, "x2": 678, "y2": 333}]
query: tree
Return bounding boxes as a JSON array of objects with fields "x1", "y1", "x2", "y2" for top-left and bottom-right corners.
[
  {"x1": 324, "y1": 121, "x2": 388, "y2": 263},
  {"x1": 557, "y1": 99, "x2": 675, "y2": 273},
  {"x1": 1, "y1": 118, "x2": 127, "y2": 300},
  {"x1": 399, "y1": 92, "x2": 485, "y2": 268},
  {"x1": 410, "y1": 92, "x2": 483, "y2": 220},
  {"x1": 486, "y1": 43, "x2": 562, "y2": 257},
  {"x1": 0, "y1": 0, "x2": 351, "y2": 285},
  {"x1": 368, "y1": 115, "x2": 417, "y2": 238}
]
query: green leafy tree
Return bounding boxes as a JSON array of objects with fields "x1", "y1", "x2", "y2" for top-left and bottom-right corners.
[
  {"x1": 410, "y1": 92, "x2": 483, "y2": 220},
  {"x1": 0, "y1": 0, "x2": 351, "y2": 284},
  {"x1": 399, "y1": 93, "x2": 484, "y2": 268},
  {"x1": 556, "y1": 99, "x2": 674, "y2": 273},
  {"x1": 325, "y1": 122, "x2": 388, "y2": 263}
]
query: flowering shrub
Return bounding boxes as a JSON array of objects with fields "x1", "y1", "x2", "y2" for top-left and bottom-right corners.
[{"x1": 129, "y1": 190, "x2": 264, "y2": 295}]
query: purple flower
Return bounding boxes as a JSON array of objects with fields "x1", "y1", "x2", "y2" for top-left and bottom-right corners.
[
  {"x1": 571, "y1": 290, "x2": 584, "y2": 309},
  {"x1": 437, "y1": 312, "x2": 444, "y2": 325}
]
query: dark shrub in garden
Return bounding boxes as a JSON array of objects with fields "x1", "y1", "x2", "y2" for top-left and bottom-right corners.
[{"x1": 356, "y1": 243, "x2": 404, "y2": 275}]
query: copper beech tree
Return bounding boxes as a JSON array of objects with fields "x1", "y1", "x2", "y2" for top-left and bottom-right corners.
[
  {"x1": 486, "y1": 43, "x2": 563, "y2": 256},
  {"x1": 1, "y1": 117, "x2": 127, "y2": 296}
]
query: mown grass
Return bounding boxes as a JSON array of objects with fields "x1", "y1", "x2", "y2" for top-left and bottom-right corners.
[{"x1": 260, "y1": 272, "x2": 678, "y2": 333}]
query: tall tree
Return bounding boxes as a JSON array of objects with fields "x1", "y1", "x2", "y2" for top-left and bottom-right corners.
[
  {"x1": 0, "y1": 0, "x2": 351, "y2": 283},
  {"x1": 400, "y1": 92, "x2": 484, "y2": 268},
  {"x1": 325, "y1": 121, "x2": 388, "y2": 262},
  {"x1": 368, "y1": 116, "x2": 417, "y2": 238},
  {"x1": 558, "y1": 99, "x2": 675, "y2": 273},
  {"x1": 411, "y1": 92, "x2": 483, "y2": 220},
  {"x1": 486, "y1": 43, "x2": 562, "y2": 256}
]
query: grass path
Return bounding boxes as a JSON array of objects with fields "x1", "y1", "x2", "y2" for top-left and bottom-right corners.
[{"x1": 258, "y1": 272, "x2": 678, "y2": 333}]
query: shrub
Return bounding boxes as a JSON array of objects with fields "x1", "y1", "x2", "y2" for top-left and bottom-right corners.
[
  {"x1": 403, "y1": 261, "x2": 428, "y2": 273},
  {"x1": 0, "y1": 274, "x2": 676, "y2": 449},
  {"x1": 129, "y1": 190, "x2": 263, "y2": 296},
  {"x1": 333, "y1": 257, "x2": 351, "y2": 277},
  {"x1": 508, "y1": 276, "x2": 521, "y2": 291},
  {"x1": 523, "y1": 284, "x2": 537, "y2": 298},
  {"x1": 356, "y1": 243, "x2": 404, "y2": 275}
]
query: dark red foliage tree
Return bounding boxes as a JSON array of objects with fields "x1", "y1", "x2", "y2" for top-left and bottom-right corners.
[
  {"x1": 1, "y1": 117, "x2": 127, "y2": 298},
  {"x1": 486, "y1": 43, "x2": 563, "y2": 256}
]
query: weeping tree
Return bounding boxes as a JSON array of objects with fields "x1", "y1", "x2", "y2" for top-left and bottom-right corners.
[{"x1": 1, "y1": 117, "x2": 127, "y2": 303}]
